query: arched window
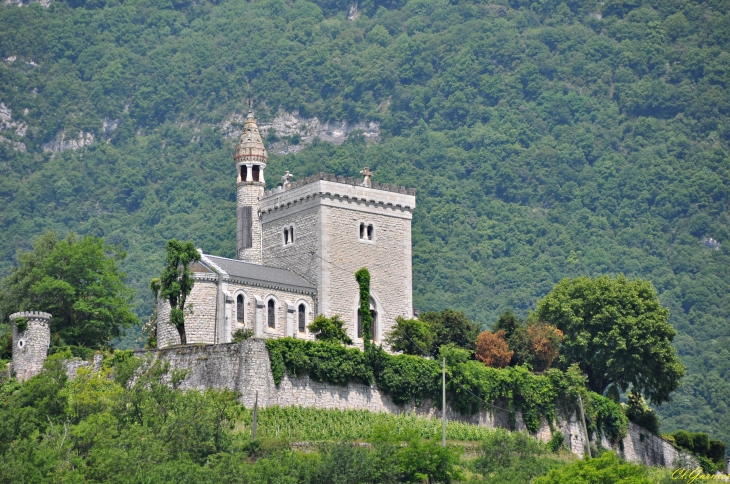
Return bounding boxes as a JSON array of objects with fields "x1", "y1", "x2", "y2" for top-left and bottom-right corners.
[
  {"x1": 357, "y1": 297, "x2": 378, "y2": 341},
  {"x1": 237, "y1": 294, "x2": 245, "y2": 323},
  {"x1": 267, "y1": 299, "x2": 276, "y2": 328},
  {"x1": 298, "y1": 304, "x2": 306, "y2": 333}
]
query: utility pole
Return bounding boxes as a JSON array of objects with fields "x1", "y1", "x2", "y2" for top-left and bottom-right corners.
[
  {"x1": 442, "y1": 357, "x2": 446, "y2": 447},
  {"x1": 252, "y1": 390, "x2": 258, "y2": 440}
]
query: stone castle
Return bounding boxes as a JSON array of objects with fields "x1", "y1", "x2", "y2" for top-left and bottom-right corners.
[
  {"x1": 156, "y1": 109, "x2": 416, "y2": 349},
  {"x1": 4, "y1": 110, "x2": 701, "y2": 471}
]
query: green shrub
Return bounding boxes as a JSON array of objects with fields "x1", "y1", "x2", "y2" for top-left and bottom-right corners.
[
  {"x1": 547, "y1": 431, "x2": 565, "y2": 453},
  {"x1": 474, "y1": 429, "x2": 568, "y2": 483},
  {"x1": 624, "y1": 393, "x2": 660, "y2": 434},
  {"x1": 232, "y1": 328, "x2": 253, "y2": 343},
  {"x1": 13, "y1": 318, "x2": 28, "y2": 333},
  {"x1": 267, "y1": 339, "x2": 627, "y2": 440},
  {"x1": 534, "y1": 451, "x2": 651, "y2": 483},
  {"x1": 307, "y1": 315, "x2": 352, "y2": 345}
]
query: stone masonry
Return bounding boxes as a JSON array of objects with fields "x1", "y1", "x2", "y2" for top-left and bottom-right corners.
[
  {"x1": 157, "y1": 258, "x2": 316, "y2": 348},
  {"x1": 157, "y1": 274, "x2": 218, "y2": 347},
  {"x1": 133, "y1": 339, "x2": 699, "y2": 470},
  {"x1": 10, "y1": 311, "x2": 51, "y2": 382},
  {"x1": 260, "y1": 174, "x2": 416, "y2": 348}
]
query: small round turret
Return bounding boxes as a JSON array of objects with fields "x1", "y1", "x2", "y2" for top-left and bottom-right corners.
[
  {"x1": 10, "y1": 311, "x2": 51, "y2": 381},
  {"x1": 235, "y1": 110, "x2": 268, "y2": 184},
  {"x1": 235, "y1": 109, "x2": 267, "y2": 263}
]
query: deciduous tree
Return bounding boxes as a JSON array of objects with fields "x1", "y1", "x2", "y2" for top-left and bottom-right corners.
[
  {"x1": 475, "y1": 330, "x2": 513, "y2": 368},
  {"x1": 0, "y1": 231, "x2": 138, "y2": 349},
  {"x1": 151, "y1": 239, "x2": 200, "y2": 346},
  {"x1": 535, "y1": 275, "x2": 685, "y2": 404}
]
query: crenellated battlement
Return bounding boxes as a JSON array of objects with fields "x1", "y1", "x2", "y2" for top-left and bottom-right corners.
[
  {"x1": 263, "y1": 172, "x2": 416, "y2": 198},
  {"x1": 10, "y1": 311, "x2": 51, "y2": 381},
  {"x1": 10, "y1": 311, "x2": 52, "y2": 321}
]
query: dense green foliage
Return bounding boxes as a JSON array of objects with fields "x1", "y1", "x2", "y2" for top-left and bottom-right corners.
[
  {"x1": 0, "y1": 231, "x2": 138, "y2": 352},
  {"x1": 625, "y1": 392, "x2": 660, "y2": 434},
  {"x1": 1, "y1": 0, "x2": 729, "y2": 446},
  {"x1": 306, "y1": 314, "x2": 353, "y2": 345},
  {"x1": 473, "y1": 429, "x2": 567, "y2": 483},
  {"x1": 385, "y1": 309, "x2": 480, "y2": 357},
  {"x1": 386, "y1": 316, "x2": 436, "y2": 355},
  {"x1": 266, "y1": 337, "x2": 627, "y2": 439},
  {"x1": 0, "y1": 354, "x2": 474, "y2": 483},
  {"x1": 535, "y1": 275, "x2": 685, "y2": 404},
  {"x1": 669, "y1": 430, "x2": 726, "y2": 473},
  {"x1": 534, "y1": 451, "x2": 657, "y2": 484}
]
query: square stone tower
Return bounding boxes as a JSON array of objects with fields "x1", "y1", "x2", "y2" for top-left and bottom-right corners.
[{"x1": 259, "y1": 172, "x2": 416, "y2": 348}]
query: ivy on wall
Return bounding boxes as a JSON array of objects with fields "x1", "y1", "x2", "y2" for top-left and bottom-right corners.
[{"x1": 265, "y1": 338, "x2": 627, "y2": 441}]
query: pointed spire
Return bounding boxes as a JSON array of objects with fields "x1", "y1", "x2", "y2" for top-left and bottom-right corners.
[{"x1": 234, "y1": 104, "x2": 268, "y2": 165}]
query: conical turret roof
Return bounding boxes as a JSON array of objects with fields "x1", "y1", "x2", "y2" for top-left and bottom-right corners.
[{"x1": 234, "y1": 110, "x2": 268, "y2": 164}]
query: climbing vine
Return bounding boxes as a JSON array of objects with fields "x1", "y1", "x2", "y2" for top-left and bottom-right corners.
[
  {"x1": 355, "y1": 268, "x2": 372, "y2": 345},
  {"x1": 13, "y1": 318, "x2": 28, "y2": 333},
  {"x1": 265, "y1": 338, "x2": 626, "y2": 440}
]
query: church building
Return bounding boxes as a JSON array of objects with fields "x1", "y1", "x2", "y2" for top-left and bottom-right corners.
[{"x1": 156, "y1": 110, "x2": 416, "y2": 349}]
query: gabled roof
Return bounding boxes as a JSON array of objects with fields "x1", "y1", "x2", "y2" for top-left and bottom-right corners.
[{"x1": 201, "y1": 254, "x2": 315, "y2": 293}]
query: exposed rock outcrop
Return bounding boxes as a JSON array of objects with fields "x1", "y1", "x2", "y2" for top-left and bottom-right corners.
[
  {"x1": 222, "y1": 110, "x2": 380, "y2": 155},
  {"x1": 42, "y1": 131, "x2": 95, "y2": 152},
  {"x1": 0, "y1": 102, "x2": 28, "y2": 152}
]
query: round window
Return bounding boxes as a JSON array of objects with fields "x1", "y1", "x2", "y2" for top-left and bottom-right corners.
[{"x1": 17, "y1": 339, "x2": 25, "y2": 349}]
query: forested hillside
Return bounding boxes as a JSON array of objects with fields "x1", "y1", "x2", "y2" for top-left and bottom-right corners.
[{"x1": 0, "y1": 0, "x2": 728, "y2": 447}]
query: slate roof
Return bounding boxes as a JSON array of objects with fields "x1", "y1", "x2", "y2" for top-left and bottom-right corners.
[{"x1": 203, "y1": 254, "x2": 315, "y2": 292}]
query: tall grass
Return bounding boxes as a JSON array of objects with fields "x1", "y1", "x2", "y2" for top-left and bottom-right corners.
[{"x1": 236, "y1": 406, "x2": 504, "y2": 442}]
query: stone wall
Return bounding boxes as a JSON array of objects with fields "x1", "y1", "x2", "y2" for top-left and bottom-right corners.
[
  {"x1": 133, "y1": 339, "x2": 697, "y2": 469},
  {"x1": 226, "y1": 281, "x2": 316, "y2": 340},
  {"x1": 260, "y1": 178, "x2": 416, "y2": 349},
  {"x1": 237, "y1": 182, "x2": 264, "y2": 263},
  {"x1": 10, "y1": 311, "x2": 51, "y2": 382},
  {"x1": 156, "y1": 275, "x2": 217, "y2": 347},
  {"x1": 262, "y1": 204, "x2": 322, "y2": 313},
  {"x1": 157, "y1": 276, "x2": 316, "y2": 348},
  {"x1": 323, "y1": 204, "x2": 413, "y2": 348}
]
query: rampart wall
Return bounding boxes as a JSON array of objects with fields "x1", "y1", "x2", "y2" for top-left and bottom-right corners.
[{"x1": 133, "y1": 339, "x2": 696, "y2": 469}]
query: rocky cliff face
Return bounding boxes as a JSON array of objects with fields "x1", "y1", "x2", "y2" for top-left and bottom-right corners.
[
  {"x1": 3, "y1": 0, "x2": 52, "y2": 7},
  {"x1": 222, "y1": 110, "x2": 380, "y2": 155},
  {"x1": 42, "y1": 131, "x2": 95, "y2": 153},
  {"x1": 0, "y1": 102, "x2": 28, "y2": 152}
]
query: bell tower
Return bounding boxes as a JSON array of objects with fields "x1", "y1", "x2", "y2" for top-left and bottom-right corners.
[{"x1": 235, "y1": 108, "x2": 268, "y2": 263}]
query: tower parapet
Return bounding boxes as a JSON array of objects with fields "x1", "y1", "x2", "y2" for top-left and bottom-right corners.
[
  {"x1": 235, "y1": 110, "x2": 268, "y2": 264},
  {"x1": 10, "y1": 311, "x2": 51, "y2": 381}
]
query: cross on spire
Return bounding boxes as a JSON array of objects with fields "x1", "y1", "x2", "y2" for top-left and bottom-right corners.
[{"x1": 360, "y1": 167, "x2": 373, "y2": 188}]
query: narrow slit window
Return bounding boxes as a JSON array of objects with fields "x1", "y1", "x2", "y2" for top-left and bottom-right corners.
[
  {"x1": 284, "y1": 228, "x2": 289, "y2": 245},
  {"x1": 359, "y1": 223, "x2": 365, "y2": 240},
  {"x1": 290, "y1": 226, "x2": 294, "y2": 243},
  {"x1": 298, "y1": 304, "x2": 306, "y2": 333},
  {"x1": 237, "y1": 294, "x2": 244, "y2": 323},
  {"x1": 267, "y1": 299, "x2": 275, "y2": 328},
  {"x1": 367, "y1": 224, "x2": 374, "y2": 241}
]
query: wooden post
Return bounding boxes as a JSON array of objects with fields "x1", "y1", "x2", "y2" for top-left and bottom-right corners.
[
  {"x1": 252, "y1": 391, "x2": 258, "y2": 440},
  {"x1": 578, "y1": 395, "x2": 591, "y2": 458},
  {"x1": 442, "y1": 357, "x2": 446, "y2": 447}
]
